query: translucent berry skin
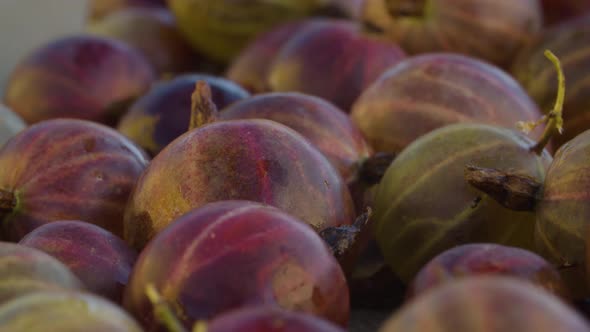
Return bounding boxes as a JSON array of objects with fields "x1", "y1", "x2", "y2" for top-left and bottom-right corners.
[
  {"x1": 268, "y1": 19, "x2": 406, "y2": 112},
  {"x1": 88, "y1": 8, "x2": 198, "y2": 75},
  {"x1": 117, "y1": 74, "x2": 250, "y2": 156},
  {"x1": 359, "y1": 0, "x2": 542, "y2": 68},
  {"x1": 4, "y1": 35, "x2": 155, "y2": 125},
  {"x1": 124, "y1": 119, "x2": 355, "y2": 250},
  {"x1": 0, "y1": 119, "x2": 149, "y2": 241},
  {"x1": 351, "y1": 53, "x2": 543, "y2": 154},
  {"x1": 124, "y1": 201, "x2": 350, "y2": 330},
  {"x1": 379, "y1": 277, "x2": 590, "y2": 332},
  {"x1": 226, "y1": 20, "x2": 314, "y2": 94},
  {"x1": 0, "y1": 291, "x2": 144, "y2": 332},
  {"x1": 373, "y1": 123, "x2": 551, "y2": 283},
  {"x1": 409, "y1": 243, "x2": 568, "y2": 299},
  {"x1": 0, "y1": 242, "x2": 83, "y2": 306},
  {"x1": 220, "y1": 92, "x2": 372, "y2": 182},
  {"x1": 19, "y1": 221, "x2": 138, "y2": 303},
  {"x1": 535, "y1": 129, "x2": 590, "y2": 298},
  {"x1": 206, "y1": 307, "x2": 346, "y2": 332},
  {"x1": 167, "y1": 0, "x2": 330, "y2": 63}
]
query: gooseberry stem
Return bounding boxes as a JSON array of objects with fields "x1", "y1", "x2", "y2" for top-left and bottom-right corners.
[
  {"x1": 189, "y1": 81, "x2": 219, "y2": 131},
  {"x1": 517, "y1": 50, "x2": 565, "y2": 155},
  {"x1": 145, "y1": 284, "x2": 188, "y2": 332},
  {"x1": 533, "y1": 50, "x2": 565, "y2": 154},
  {"x1": 0, "y1": 189, "x2": 15, "y2": 217}
]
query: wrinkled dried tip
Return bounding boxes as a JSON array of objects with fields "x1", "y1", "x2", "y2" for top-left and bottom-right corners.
[
  {"x1": 357, "y1": 152, "x2": 396, "y2": 186},
  {"x1": 320, "y1": 208, "x2": 372, "y2": 275},
  {"x1": 145, "y1": 284, "x2": 188, "y2": 332},
  {"x1": 0, "y1": 189, "x2": 15, "y2": 216},
  {"x1": 464, "y1": 165, "x2": 541, "y2": 211},
  {"x1": 189, "y1": 81, "x2": 219, "y2": 131}
]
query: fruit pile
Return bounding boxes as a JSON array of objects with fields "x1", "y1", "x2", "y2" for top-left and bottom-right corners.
[{"x1": 2, "y1": 0, "x2": 590, "y2": 331}]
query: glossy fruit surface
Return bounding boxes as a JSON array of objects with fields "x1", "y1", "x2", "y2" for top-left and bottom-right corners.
[
  {"x1": 226, "y1": 20, "x2": 313, "y2": 93},
  {"x1": 220, "y1": 92, "x2": 372, "y2": 182},
  {"x1": 535, "y1": 129, "x2": 590, "y2": 297},
  {"x1": 168, "y1": 0, "x2": 330, "y2": 63},
  {"x1": 0, "y1": 104, "x2": 25, "y2": 147},
  {"x1": 379, "y1": 277, "x2": 590, "y2": 332},
  {"x1": 0, "y1": 119, "x2": 149, "y2": 241},
  {"x1": 268, "y1": 19, "x2": 406, "y2": 112},
  {"x1": 409, "y1": 243, "x2": 568, "y2": 299},
  {"x1": 19, "y1": 221, "x2": 138, "y2": 302},
  {"x1": 124, "y1": 201, "x2": 349, "y2": 329},
  {"x1": 124, "y1": 119, "x2": 355, "y2": 249},
  {"x1": 117, "y1": 74, "x2": 250, "y2": 156},
  {"x1": 513, "y1": 16, "x2": 590, "y2": 148},
  {"x1": 4, "y1": 35, "x2": 155, "y2": 125},
  {"x1": 0, "y1": 291, "x2": 143, "y2": 332},
  {"x1": 373, "y1": 123, "x2": 551, "y2": 283},
  {"x1": 351, "y1": 53, "x2": 542, "y2": 154},
  {"x1": 359, "y1": 0, "x2": 542, "y2": 67},
  {"x1": 0, "y1": 242, "x2": 83, "y2": 305},
  {"x1": 88, "y1": 8, "x2": 198, "y2": 75},
  {"x1": 206, "y1": 307, "x2": 346, "y2": 332}
]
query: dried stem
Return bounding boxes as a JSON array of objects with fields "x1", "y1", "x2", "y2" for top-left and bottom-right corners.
[{"x1": 189, "y1": 81, "x2": 219, "y2": 131}]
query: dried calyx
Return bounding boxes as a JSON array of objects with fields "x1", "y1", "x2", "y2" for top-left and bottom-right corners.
[
  {"x1": 464, "y1": 165, "x2": 542, "y2": 211},
  {"x1": 320, "y1": 207, "x2": 372, "y2": 275}
]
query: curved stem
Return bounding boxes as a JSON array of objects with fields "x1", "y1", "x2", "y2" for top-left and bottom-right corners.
[
  {"x1": 189, "y1": 81, "x2": 219, "y2": 132},
  {"x1": 145, "y1": 284, "x2": 188, "y2": 332},
  {"x1": 0, "y1": 189, "x2": 15, "y2": 217},
  {"x1": 517, "y1": 50, "x2": 565, "y2": 155},
  {"x1": 532, "y1": 50, "x2": 565, "y2": 154}
]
